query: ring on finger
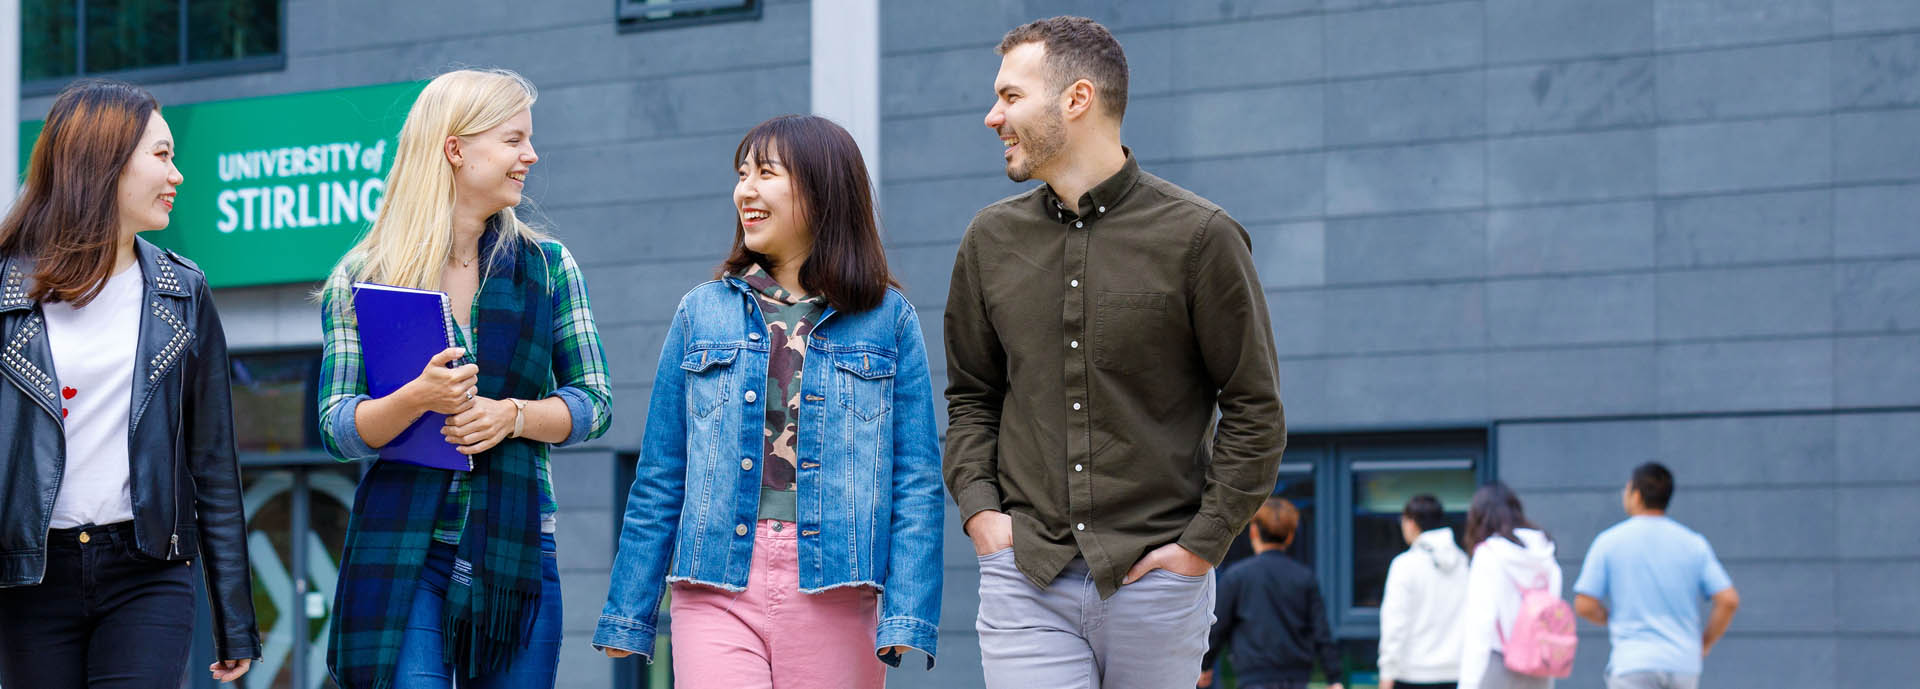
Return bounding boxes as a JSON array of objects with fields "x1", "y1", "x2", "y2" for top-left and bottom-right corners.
[{"x1": 465, "y1": 388, "x2": 475, "y2": 400}]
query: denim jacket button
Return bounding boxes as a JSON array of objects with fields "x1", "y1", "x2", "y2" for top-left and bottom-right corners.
[
  {"x1": 748, "y1": 332, "x2": 762, "y2": 341},
  {"x1": 741, "y1": 458, "x2": 754, "y2": 471},
  {"x1": 736, "y1": 524, "x2": 749, "y2": 536},
  {"x1": 744, "y1": 390, "x2": 758, "y2": 403}
]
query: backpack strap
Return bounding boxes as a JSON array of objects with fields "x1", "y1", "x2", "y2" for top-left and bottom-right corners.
[
  {"x1": 1505, "y1": 570, "x2": 1549, "y2": 593},
  {"x1": 1494, "y1": 570, "x2": 1551, "y2": 645}
]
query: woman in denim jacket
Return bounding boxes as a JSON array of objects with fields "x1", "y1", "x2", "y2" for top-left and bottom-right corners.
[{"x1": 595, "y1": 115, "x2": 942, "y2": 687}]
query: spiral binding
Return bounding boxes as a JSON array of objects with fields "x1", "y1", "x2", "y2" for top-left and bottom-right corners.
[{"x1": 437, "y1": 294, "x2": 473, "y2": 367}]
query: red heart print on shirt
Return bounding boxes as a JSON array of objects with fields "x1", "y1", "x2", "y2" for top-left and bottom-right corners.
[{"x1": 61, "y1": 386, "x2": 75, "y2": 419}]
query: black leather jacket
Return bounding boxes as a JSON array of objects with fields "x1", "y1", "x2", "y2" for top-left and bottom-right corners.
[{"x1": 0, "y1": 238, "x2": 260, "y2": 660}]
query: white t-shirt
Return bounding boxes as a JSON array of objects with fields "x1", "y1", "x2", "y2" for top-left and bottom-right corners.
[{"x1": 43, "y1": 263, "x2": 144, "y2": 528}]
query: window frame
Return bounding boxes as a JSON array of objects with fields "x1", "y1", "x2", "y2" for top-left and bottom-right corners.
[
  {"x1": 22, "y1": 0, "x2": 287, "y2": 97},
  {"x1": 614, "y1": 0, "x2": 759, "y2": 33},
  {"x1": 1281, "y1": 428, "x2": 1495, "y2": 640},
  {"x1": 226, "y1": 344, "x2": 330, "y2": 466}
]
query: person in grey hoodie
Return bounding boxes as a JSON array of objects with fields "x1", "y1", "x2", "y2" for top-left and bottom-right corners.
[
  {"x1": 1458, "y1": 482, "x2": 1562, "y2": 689},
  {"x1": 1379, "y1": 495, "x2": 1469, "y2": 689}
]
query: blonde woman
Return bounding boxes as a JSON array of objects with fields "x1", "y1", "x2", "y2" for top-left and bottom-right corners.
[{"x1": 317, "y1": 68, "x2": 612, "y2": 689}]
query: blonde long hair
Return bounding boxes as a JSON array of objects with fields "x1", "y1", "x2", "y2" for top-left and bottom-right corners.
[{"x1": 340, "y1": 68, "x2": 544, "y2": 290}]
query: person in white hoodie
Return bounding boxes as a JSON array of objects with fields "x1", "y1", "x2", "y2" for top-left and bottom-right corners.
[
  {"x1": 1379, "y1": 494, "x2": 1469, "y2": 689},
  {"x1": 1457, "y1": 482, "x2": 1562, "y2": 689}
]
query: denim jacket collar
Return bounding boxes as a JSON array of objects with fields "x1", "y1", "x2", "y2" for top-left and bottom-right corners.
[{"x1": 722, "y1": 274, "x2": 840, "y2": 333}]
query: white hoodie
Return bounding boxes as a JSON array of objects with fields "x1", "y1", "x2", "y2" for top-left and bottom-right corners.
[
  {"x1": 1457, "y1": 528, "x2": 1562, "y2": 689},
  {"x1": 1378, "y1": 527, "x2": 1470, "y2": 685}
]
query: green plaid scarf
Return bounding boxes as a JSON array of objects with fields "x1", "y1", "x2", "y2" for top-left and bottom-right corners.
[{"x1": 328, "y1": 228, "x2": 551, "y2": 689}]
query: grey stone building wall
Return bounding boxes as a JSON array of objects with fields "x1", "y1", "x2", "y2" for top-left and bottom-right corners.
[
  {"x1": 17, "y1": 1, "x2": 1917, "y2": 687},
  {"x1": 879, "y1": 1, "x2": 1920, "y2": 688}
]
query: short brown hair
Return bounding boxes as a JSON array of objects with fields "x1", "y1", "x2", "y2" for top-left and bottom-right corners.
[
  {"x1": 1250, "y1": 497, "x2": 1300, "y2": 548},
  {"x1": 720, "y1": 115, "x2": 896, "y2": 313},
  {"x1": 997, "y1": 16, "x2": 1130, "y2": 121},
  {"x1": 0, "y1": 79, "x2": 158, "y2": 307}
]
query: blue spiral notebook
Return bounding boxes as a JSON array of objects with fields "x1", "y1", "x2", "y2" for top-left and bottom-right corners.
[{"x1": 350, "y1": 282, "x2": 473, "y2": 472}]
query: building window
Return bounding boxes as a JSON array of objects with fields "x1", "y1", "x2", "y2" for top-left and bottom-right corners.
[
  {"x1": 1211, "y1": 429, "x2": 1490, "y2": 686},
  {"x1": 1218, "y1": 430, "x2": 1489, "y2": 623},
  {"x1": 1348, "y1": 458, "x2": 1475, "y2": 608},
  {"x1": 616, "y1": 0, "x2": 758, "y2": 32},
  {"x1": 23, "y1": 0, "x2": 283, "y2": 93},
  {"x1": 229, "y1": 347, "x2": 322, "y2": 457}
]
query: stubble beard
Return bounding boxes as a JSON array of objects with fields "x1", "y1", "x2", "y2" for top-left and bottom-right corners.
[{"x1": 1003, "y1": 112, "x2": 1065, "y2": 184}]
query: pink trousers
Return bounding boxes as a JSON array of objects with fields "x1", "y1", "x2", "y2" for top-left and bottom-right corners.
[{"x1": 669, "y1": 519, "x2": 886, "y2": 689}]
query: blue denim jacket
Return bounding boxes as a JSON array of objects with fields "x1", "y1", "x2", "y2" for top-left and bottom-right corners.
[{"x1": 594, "y1": 277, "x2": 943, "y2": 667}]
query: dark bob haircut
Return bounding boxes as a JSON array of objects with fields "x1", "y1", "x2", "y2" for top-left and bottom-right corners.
[{"x1": 720, "y1": 114, "x2": 895, "y2": 313}]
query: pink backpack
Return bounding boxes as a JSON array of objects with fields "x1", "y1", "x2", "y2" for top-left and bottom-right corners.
[{"x1": 1497, "y1": 572, "x2": 1577, "y2": 678}]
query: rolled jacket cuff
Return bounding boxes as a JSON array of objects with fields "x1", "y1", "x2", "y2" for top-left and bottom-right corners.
[
  {"x1": 1176, "y1": 512, "x2": 1236, "y2": 566},
  {"x1": 875, "y1": 616, "x2": 938, "y2": 669},
  {"x1": 592, "y1": 615, "x2": 657, "y2": 663}
]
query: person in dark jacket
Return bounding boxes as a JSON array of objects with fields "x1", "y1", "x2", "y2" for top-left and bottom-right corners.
[
  {"x1": 0, "y1": 79, "x2": 258, "y2": 686},
  {"x1": 1201, "y1": 498, "x2": 1343, "y2": 689}
]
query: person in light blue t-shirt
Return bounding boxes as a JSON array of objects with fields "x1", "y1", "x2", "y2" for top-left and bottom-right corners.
[{"x1": 1573, "y1": 462, "x2": 1741, "y2": 689}]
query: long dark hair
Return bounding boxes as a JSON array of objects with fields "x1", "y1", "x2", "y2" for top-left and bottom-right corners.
[
  {"x1": 719, "y1": 115, "x2": 895, "y2": 312},
  {"x1": 1464, "y1": 481, "x2": 1548, "y2": 554},
  {"x1": 0, "y1": 79, "x2": 159, "y2": 308}
]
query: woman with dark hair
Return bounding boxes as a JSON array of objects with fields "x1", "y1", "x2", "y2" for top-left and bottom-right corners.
[
  {"x1": 0, "y1": 79, "x2": 258, "y2": 686},
  {"x1": 1458, "y1": 482, "x2": 1564, "y2": 689},
  {"x1": 594, "y1": 115, "x2": 943, "y2": 688}
]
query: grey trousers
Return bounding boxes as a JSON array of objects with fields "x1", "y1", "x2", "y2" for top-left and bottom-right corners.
[
  {"x1": 975, "y1": 550, "x2": 1215, "y2": 689},
  {"x1": 1476, "y1": 652, "x2": 1554, "y2": 689},
  {"x1": 1606, "y1": 671, "x2": 1700, "y2": 689}
]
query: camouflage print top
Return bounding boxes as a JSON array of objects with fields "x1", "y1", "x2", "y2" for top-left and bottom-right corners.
[{"x1": 738, "y1": 263, "x2": 827, "y2": 523}]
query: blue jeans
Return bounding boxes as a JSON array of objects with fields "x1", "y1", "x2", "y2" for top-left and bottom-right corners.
[{"x1": 396, "y1": 531, "x2": 562, "y2": 689}]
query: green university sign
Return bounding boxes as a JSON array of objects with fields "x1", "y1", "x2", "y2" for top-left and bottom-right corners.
[{"x1": 19, "y1": 80, "x2": 428, "y2": 288}]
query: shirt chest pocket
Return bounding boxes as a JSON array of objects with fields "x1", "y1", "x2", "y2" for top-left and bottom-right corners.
[
  {"x1": 1093, "y1": 291, "x2": 1169, "y2": 375},
  {"x1": 834, "y1": 350, "x2": 896, "y2": 422},
  {"x1": 681, "y1": 346, "x2": 740, "y2": 418}
]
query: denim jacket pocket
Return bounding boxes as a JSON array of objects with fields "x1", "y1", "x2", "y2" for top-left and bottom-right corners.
[
  {"x1": 834, "y1": 350, "x2": 896, "y2": 422},
  {"x1": 681, "y1": 346, "x2": 739, "y2": 418}
]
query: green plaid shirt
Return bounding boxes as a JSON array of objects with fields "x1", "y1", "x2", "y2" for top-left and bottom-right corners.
[{"x1": 318, "y1": 239, "x2": 613, "y2": 542}]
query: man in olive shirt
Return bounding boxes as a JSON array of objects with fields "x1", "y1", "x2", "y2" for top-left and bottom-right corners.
[{"x1": 944, "y1": 16, "x2": 1287, "y2": 689}]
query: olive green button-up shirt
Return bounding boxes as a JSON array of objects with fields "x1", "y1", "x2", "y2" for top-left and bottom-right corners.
[{"x1": 943, "y1": 151, "x2": 1287, "y2": 598}]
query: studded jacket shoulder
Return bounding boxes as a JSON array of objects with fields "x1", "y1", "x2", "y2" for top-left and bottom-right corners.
[{"x1": 0, "y1": 237, "x2": 261, "y2": 660}]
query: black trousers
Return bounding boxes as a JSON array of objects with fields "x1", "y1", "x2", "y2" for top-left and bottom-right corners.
[{"x1": 0, "y1": 521, "x2": 196, "y2": 689}]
